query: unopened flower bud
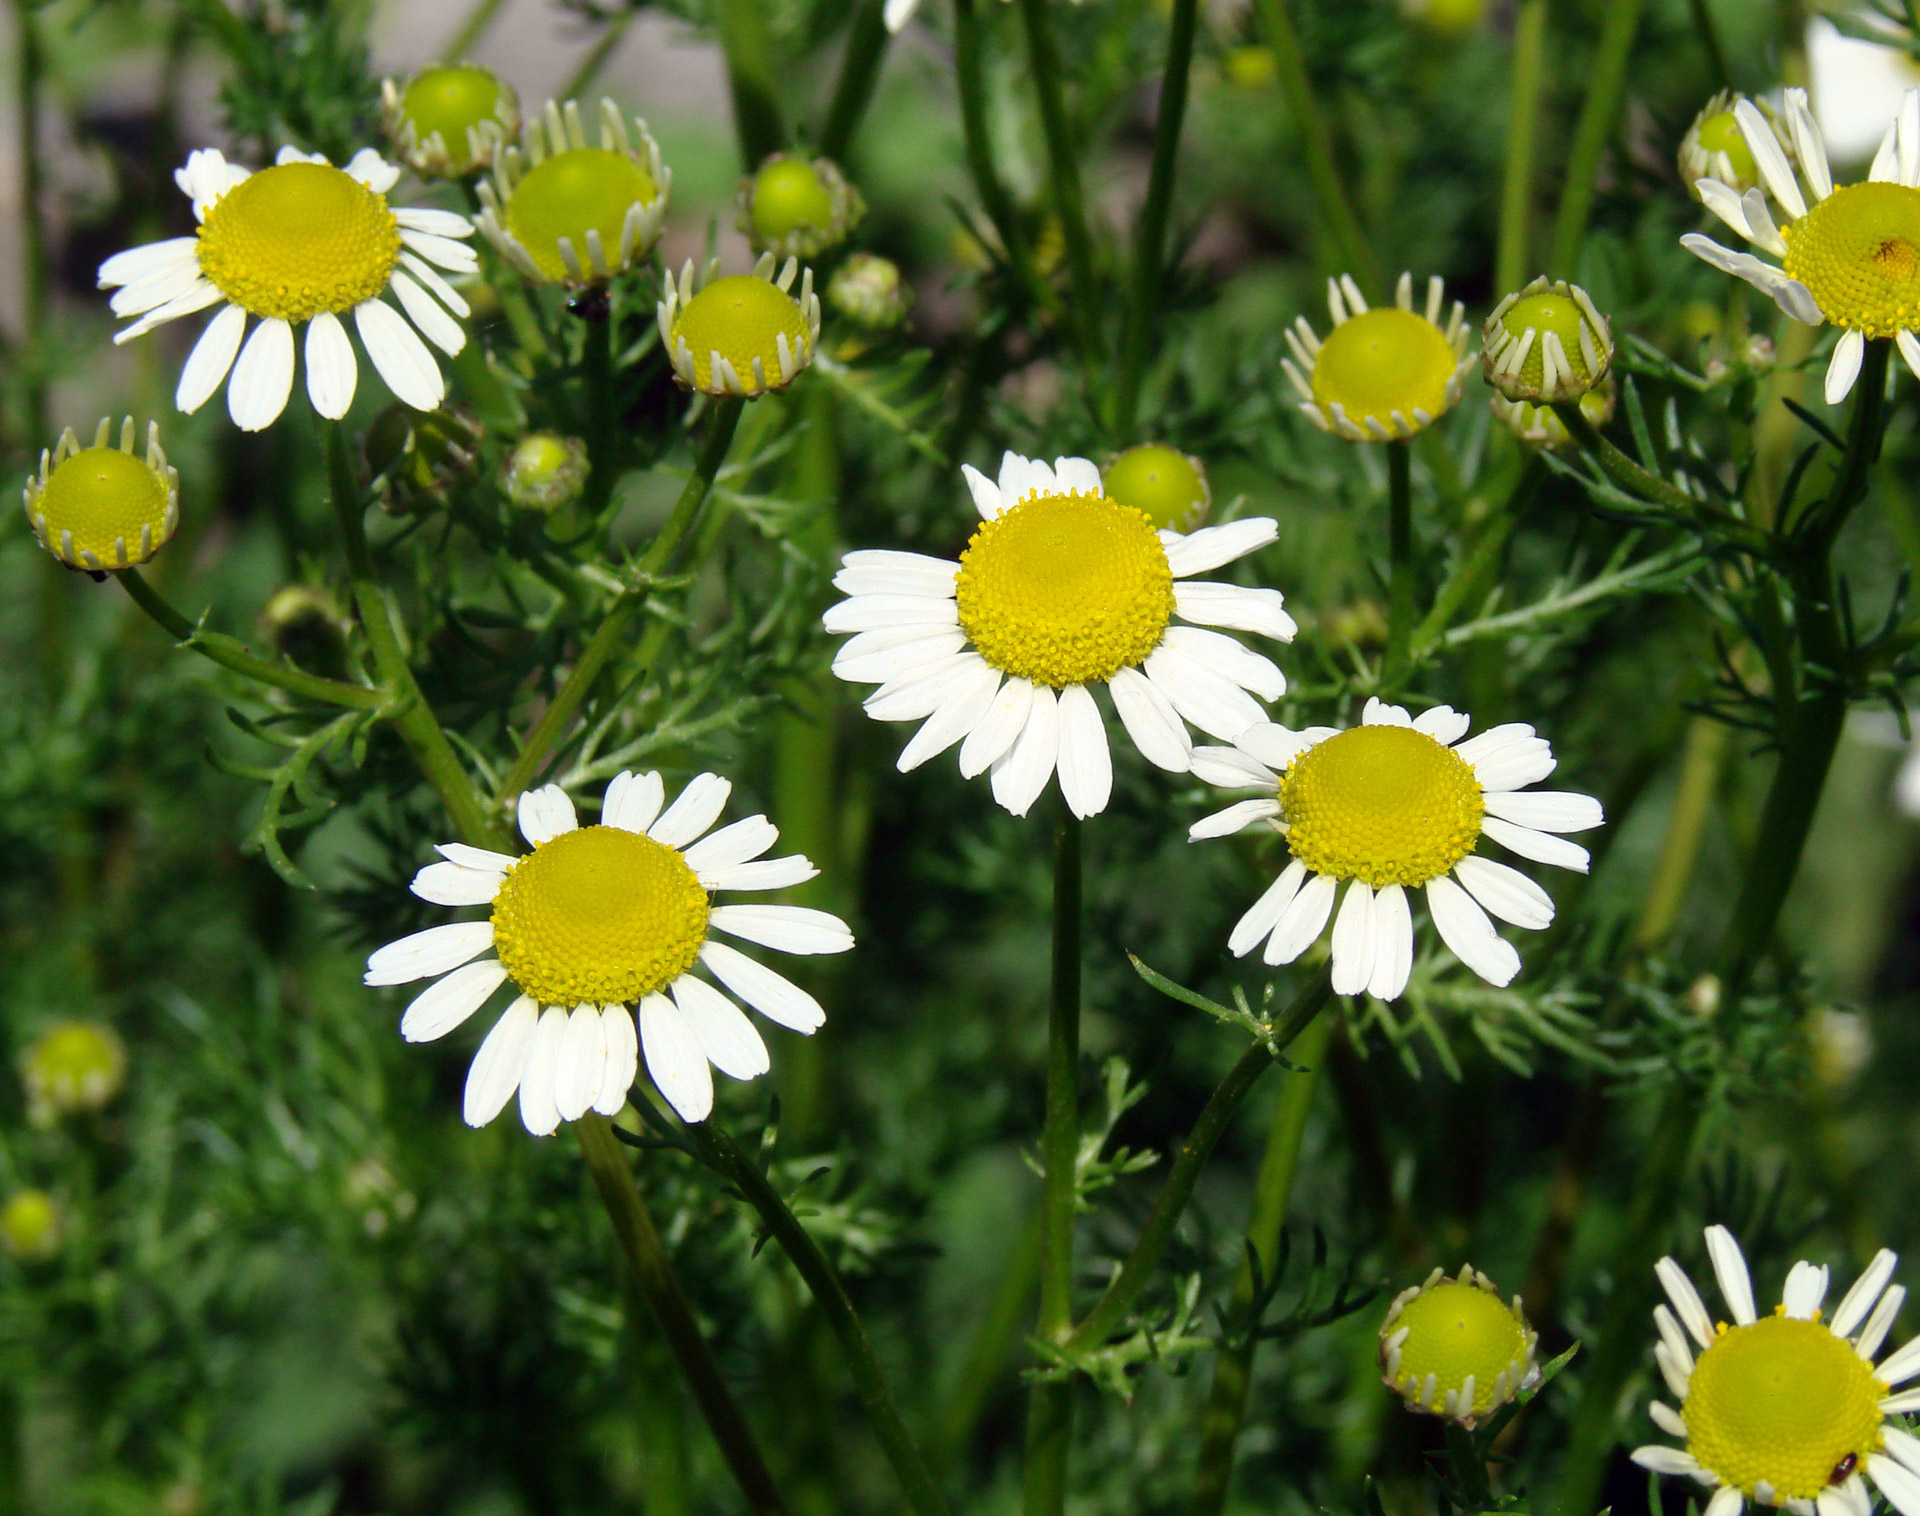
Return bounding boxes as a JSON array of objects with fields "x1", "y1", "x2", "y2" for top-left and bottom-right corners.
[
  {"x1": 1678, "y1": 90, "x2": 1791, "y2": 200},
  {"x1": 1379, "y1": 1264, "x2": 1540, "y2": 1427},
  {"x1": 1, "y1": 1191, "x2": 60, "y2": 1262},
  {"x1": 737, "y1": 153, "x2": 865, "y2": 262},
  {"x1": 659, "y1": 254, "x2": 821, "y2": 398},
  {"x1": 23, "y1": 417, "x2": 179, "y2": 572},
  {"x1": 828, "y1": 253, "x2": 913, "y2": 331},
  {"x1": 1492, "y1": 375, "x2": 1616, "y2": 452},
  {"x1": 1102, "y1": 444, "x2": 1211, "y2": 532},
  {"x1": 382, "y1": 64, "x2": 520, "y2": 178},
  {"x1": 1482, "y1": 277, "x2": 1613, "y2": 404},
  {"x1": 504, "y1": 432, "x2": 590, "y2": 512},
  {"x1": 23, "y1": 1020, "x2": 126, "y2": 1124}
]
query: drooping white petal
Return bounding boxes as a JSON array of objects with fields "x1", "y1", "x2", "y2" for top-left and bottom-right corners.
[
  {"x1": 389, "y1": 269, "x2": 468, "y2": 357},
  {"x1": 228, "y1": 316, "x2": 296, "y2": 432},
  {"x1": 401, "y1": 959, "x2": 508, "y2": 1042},
  {"x1": 518, "y1": 785, "x2": 577, "y2": 847},
  {"x1": 896, "y1": 661, "x2": 1001, "y2": 772},
  {"x1": 1228, "y1": 861, "x2": 1307, "y2": 957},
  {"x1": 1481, "y1": 817, "x2": 1590, "y2": 873},
  {"x1": 959, "y1": 677, "x2": 1036, "y2": 778},
  {"x1": 1736, "y1": 98, "x2": 1807, "y2": 219},
  {"x1": 1827, "y1": 329, "x2": 1867, "y2": 406},
  {"x1": 517, "y1": 1006, "x2": 570, "y2": 1136},
  {"x1": 365, "y1": 922, "x2": 495, "y2": 985},
  {"x1": 650, "y1": 773, "x2": 732, "y2": 847},
  {"x1": 116, "y1": 278, "x2": 224, "y2": 341},
  {"x1": 463, "y1": 996, "x2": 539, "y2": 1126},
  {"x1": 1657, "y1": 1258, "x2": 1717, "y2": 1348},
  {"x1": 1649, "y1": 1401, "x2": 1688, "y2": 1439},
  {"x1": 1172, "y1": 581, "x2": 1297, "y2": 641},
  {"x1": 1453, "y1": 856, "x2": 1556, "y2": 931},
  {"x1": 1706, "y1": 1225, "x2": 1759, "y2": 1325},
  {"x1": 700, "y1": 942, "x2": 826, "y2": 1032},
  {"x1": 1482, "y1": 790, "x2": 1603, "y2": 833},
  {"x1": 1654, "y1": 1303, "x2": 1696, "y2": 1375},
  {"x1": 1782, "y1": 1259, "x2": 1830, "y2": 1320},
  {"x1": 99, "y1": 236, "x2": 200, "y2": 289},
  {"x1": 411, "y1": 859, "x2": 508, "y2": 907},
  {"x1": 604, "y1": 770, "x2": 666, "y2": 834},
  {"x1": 1655, "y1": 1338, "x2": 1693, "y2": 1401},
  {"x1": 1189, "y1": 743, "x2": 1276, "y2": 791},
  {"x1": 1367, "y1": 885, "x2": 1414, "y2": 1001},
  {"x1": 594, "y1": 1006, "x2": 638, "y2": 1116},
  {"x1": 1108, "y1": 665, "x2": 1192, "y2": 772},
  {"x1": 990, "y1": 684, "x2": 1059, "y2": 816},
  {"x1": 1425, "y1": 875, "x2": 1520, "y2": 987},
  {"x1": 1680, "y1": 234, "x2": 1823, "y2": 326},
  {"x1": 1163, "y1": 625, "x2": 1287, "y2": 701},
  {"x1": 960, "y1": 462, "x2": 1003, "y2": 520},
  {"x1": 1054, "y1": 683, "x2": 1112, "y2": 818},
  {"x1": 1696, "y1": 178, "x2": 1757, "y2": 242},
  {"x1": 1784, "y1": 88, "x2": 1834, "y2": 201},
  {"x1": 709, "y1": 904, "x2": 854, "y2": 955},
  {"x1": 1189, "y1": 798, "x2": 1281, "y2": 841},
  {"x1": 1264, "y1": 872, "x2": 1336, "y2": 966},
  {"x1": 674, "y1": 976, "x2": 770, "y2": 1081},
  {"x1": 175, "y1": 303, "x2": 248, "y2": 414},
  {"x1": 639, "y1": 993, "x2": 713, "y2": 1122},
  {"x1": 356, "y1": 297, "x2": 446, "y2": 411},
  {"x1": 1162, "y1": 518, "x2": 1279, "y2": 578},
  {"x1": 304, "y1": 311, "x2": 358, "y2": 420},
  {"x1": 1831, "y1": 1248, "x2": 1899, "y2": 1338},
  {"x1": 555, "y1": 1003, "x2": 609, "y2": 1122},
  {"x1": 1329, "y1": 882, "x2": 1377, "y2": 996}
]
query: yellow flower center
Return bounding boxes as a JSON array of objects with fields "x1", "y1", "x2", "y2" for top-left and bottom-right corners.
[
  {"x1": 34, "y1": 447, "x2": 172, "y2": 563},
  {"x1": 1783, "y1": 180, "x2": 1920, "y2": 337},
  {"x1": 1311, "y1": 308, "x2": 1458, "y2": 430},
  {"x1": 196, "y1": 162, "x2": 401, "y2": 322},
  {"x1": 1697, "y1": 109, "x2": 1758, "y2": 185},
  {"x1": 1280, "y1": 725, "x2": 1484, "y2": 888},
  {"x1": 1102, "y1": 444, "x2": 1209, "y2": 532},
  {"x1": 490, "y1": 825, "x2": 710, "y2": 1008},
  {"x1": 954, "y1": 490, "x2": 1175, "y2": 687},
  {"x1": 749, "y1": 159, "x2": 835, "y2": 244},
  {"x1": 505, "y1": 146, "x2": 658, "y2": 281},
  {"x1": 1682, "y1": 1315, "x2": 1886, "y2": 1499},
  {"x1": 1500, "y1": 291, "x2": 1597, "y2": 391},
  {"x1": 1390, "y1": 1282, "x2": 1530, "y2": 1415},
  {"x1": 670, "y1": 276, "x2": 812, "y2": 392}
]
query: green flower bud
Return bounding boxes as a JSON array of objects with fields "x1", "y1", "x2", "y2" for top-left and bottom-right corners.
[
  {"x1": 1101, "y1": 444, "x2": 1211, "y2": 532},
  {"x1": 659, "y1": 254, "x2": 822, "y2": 398},
  {"x1": 381, "y1": 64, "x2": 520, "y2": 178},
  {"x1": 23, "y1": 417, "x2": 179, "y2": 572},
  {"x1": 736, "y1": 153, "x2": 866, "y2": 261},
  {"x1": 23, "y1": 1020, "x2": 127, "y2": 1124},
  {"x1": 504, "y1": 432, "x2": 591, "y2": 512},
  {"x1": 1, "y1": 1191, "x2": 60, "y2": 1263},
  {"x1": 827, "y1": 253, "x2": 913, "y2": 331},
  {"x1": 1491, "y1": 375, "x2": 1616, "y2": 453},
  {"x1": 1379, "y1": 1265, "x2": 1539, "y2": 1427},
  {"x1": 1482, "y1": 276, "x2": 1613, "y2": 404}
]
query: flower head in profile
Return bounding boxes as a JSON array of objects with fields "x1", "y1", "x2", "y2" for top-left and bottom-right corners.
[
  {"x1": 1632, "y1": 1225, "x2": 1920, "y2": 1516},
  {"x1": 23, "y1": 417, "x2": 178, "y2": 571},
  {"x1": 1283, "y1": 272, "x2": 1476, "y2": 442},
  {"x1": 824, "y1": 452, "x2": 1292, "y2": 819},
  {"x1": 98, "y1": 147, "x2": 477, "y2": 430},
  {"x1": 1379, "y1": 1265, "x2": 1539, "y2": 1426},
  {"x1": 659, "y1": 254, "x2": 821, "y2": 398},
  {"x1": 364, "y1": 771, "x2": 853, "y2": 1132},
  {"x1": 381, "y1": 63, "x2": 520, "y2": 178},
  {"x1": 1681, "y1": 85, "x2": 1920, "y2": 402},
  {"x1": 1189, "y1": 698, "x2": 1601, "y2": 998},
  {"x1": 476, "y1": 97, "x2": 670, "y2": 284}
]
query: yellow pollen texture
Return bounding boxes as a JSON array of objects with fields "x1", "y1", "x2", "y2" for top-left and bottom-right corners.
[
  {"x1": 954, "y1": 491, "x2": 1174, "y2": 687},
  {"x1": 1280, "y1": 725, "x2": 1484, "y2": 888},
  {"x1": 671, "y1": 277, "x2": 811, "y2": 390},
  {"x1": 1391, "y1": 1283, "x2": 1529, "y2": 1414},
  {"x1": 196, "y1": 162, "x2": 401, "y2": 322},
  {"x1": 1783, "y1": 180, "x2": 1920, "y2": 337},
  {"x1": 34, "y1": 448, "x2": 170, "y2": 560},
  {"x1": 1683, "y1": 1316, "x2": 1885, "y2": 1499},
  {"x1": 1311, "y1": 308, "x2": 1457, "y2": 430},
  {"x1": 490, "y1": 825, "x2": 710, "y2": 1008}
]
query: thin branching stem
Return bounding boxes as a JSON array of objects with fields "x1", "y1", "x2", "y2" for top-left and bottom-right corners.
[
  {"x1": 819, "y1": 0, "x2": 890, "y2": 161},
  {"x1": 1496, "y1": 0, "x2": 1547, "y2": 296},
  {"x1": 1550, "y1": 0, "x2": 1647, "y2": 272}
]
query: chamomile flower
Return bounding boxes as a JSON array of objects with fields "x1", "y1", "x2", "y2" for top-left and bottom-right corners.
[
  {"x1": 364, "y1": 771, "x2": 853, "y2": 1132},
  {"x1": 1283, "y1": 272, "x2": 1477, "y2": 442},
  {"x1": 1379, "y1": 1265, "x2": 1540, "y2": 1426},
  {"x1": 381, "y1": 64, "x2": 520, "y2": 179},
  {"x1": 823, "y1": 452, "x2": 1292, "y2": 819},
  {"x1": 658, "y1": 254, "x2": 821, "y2": 398},
  {"x1": 1682, "y1": 84, "x2": 1920, "y2": 403},
  {"x1": 1188, "y1": 698, "x2": 1602, "y2": 998},
  {"x1": 98, "y1": 147, "x2": 478, "y2": 430},
  {"x1": 1632, "y1": 1225, "x2": 1920, "y2": 1516},
  {"x1": 23, "y1": 417, "x2": 178, "y2": 571},
  {"x1": 1679, "y1": 90, "x2": 1789, "y2": 200}
]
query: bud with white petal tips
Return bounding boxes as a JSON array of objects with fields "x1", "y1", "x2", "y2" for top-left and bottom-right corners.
[
  {"x1": 1678, "y1": 89, "x2": 1793, "y2": 201},
  {"x1": 1379, "y1": 1264, "x2": 1540, "y2": 1427},
  {"x1": 23, "y1": 417, "x2": 180, "y2": 572},
  {"x1": 381, "y1": 64, "x2": 520, "y2": 179},
  {"x1": 658, "y1": 253, "x2": 821, "y2": 399},
  {"x1": 1482, "y1": 277, "x2": 1613, "y2": 404}
]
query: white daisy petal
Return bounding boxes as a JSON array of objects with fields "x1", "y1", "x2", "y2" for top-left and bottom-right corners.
[
  {"x1": 228, "y1": 316, "x2": 296, "y2": 432},
  {"x1": 1236, "y1": 723, "x2": 1319, "y2": 771},
  {"x1": 389, "y1": 269, "x2": 468, "y2": 357},
  {"x1": 1189, "y1": 743, "x2": 1276, "y2": 790},
  {"x1": 603, "y1": 770, "x2": 666, "y2": 834},
  {"x1": 555, "y1": 1003, "x2": 609, "y2": 1123},
  {"x1": 959, "y1": 677, "x2": 1037, "y2": 779},
  {"x1": 438, "y1": 842, "x2": 517, "y2": 872},
  {"x1": 991, "y1": 684, "x2": 1060, "y2": 817},
  {"x1": 117, "y1": 278, "x2": 223, "y2": 340},
  {"x1": 833, "y1": 551, "x2": 959, "y2": 599},
  {"x1": 1188, "y1": 797, "x2": 1281, "y2": 841},
  {"x1": 1858, "y1": 1284, "x2": 1906, "y2": 1360},
  {"x1": 304, "y1": 311, "x2": 358, "y2": 420},
  {"x1": 1782, "y1": 1259, "x2": 1830, "y2": 1320},
  {"x1": 824, "y1": 593, "x2": 959, "y2": 635},
  {"x1": 1657, "y1": 1258, "x2": 1717, "y2": 1348},
  {"x1": 674, "y1": 976, "x2": 770, "y2": 1081},
  {"x1": 99, "y1": 236, "x2": 200, "y2": 289},
  {"x1": 593, "y1": 1006, "x2": 638, "y2": 1116},
  {"x1": 684, "y1": 815, "x2": 780, "y2": 874},
  {"x1": 1228, "y1": 860, "x2": 1308, "y2": 957},
  {"x1": 1412, "y1": 706, "x2": 1471, "y2": 746},
  {"x1": 175, "y1": 303, "x2": 248, "y2": 414},
  {"x1": 1172, "y1": 581, "x2": 1298, "y2": 641},
  {"x1": 834, "y1": 631, "x2": 969, "y2": 687},
  {"x1": 518, "y1": 785, "x2": 577, "y2": 847},
  {"x1": 463, "y1": 996, "x2": 539, "y2": 1127},
  {"x1": 1827, "y1": 329, "x2": 1867, "y2": 406},
  {"x1": 1832, "y1": 1249, "x2": 1899, "y2": 1338},
  {"x1": 1452, "y1": 723, "x2": 1536, "y2": 764},
  {"x1": 1899, "y1": 330, "x2": 1920, "y2": 384},
  {"x1": 110, "y1": 258, "x2": 208, "y2": 317},
  {"x1": 399, "y1": 250, "x2": 472, "y2": 317},
  {"x1": 397, "y1": 228, "x2": 481, "y2": 272},
  {"x1": 650, "y1": 773, "x2": 732, "y2": 847},
  {"x1": 1632, "y1": 1448, "x2": 1705, "y2": 1479},
  {"x1": 997, "y1": 450, "x2": 1036, "y2": 504},
  {"x1": 1784, "y1": 89, "x2": 1833, "y2": 202},
  {"x1": 1876, "y1": 1331, "x2": 1920, "y2": 1385},
  {"x1": 365, "y1": 922, "x2": 495, "y2": 986},
  {"x1": 1425, "y1": 875, "x2": 1521, "y2": 987},
  {"x1": 1649, "y1": 1401, "x2": 1688, "y2": 1439},
  {"x1": 1705, "y1": 1485, "x2": 1745, "y2": 1516},
  {"x1": 1654, "y1": 1304, "x2": 1696, "y2": 1374},
  {"x1": 1869, "y1": 1456, "x2": 1920, "y2": 1516},
  {"x1": 1885, "y1": 1387, "x2": 1920, "y2": 1414},
  {"x1": 1736, "y1": 98, "x2": 1807, "y2": 219},
  {"x1": 1470, "y1": 740, "x2": 1557, "y2": 792},
  {"x1": 1655, "y1": 1339, "x2": 1693, "y2": 1401},
  {"x1": 517, "y1": 1006, "x2": 569, "y2": 1136},
  {"x1": 709, "y1": 904, "x2": 854, "y2": 955},
  {"x1": 1109, "y1": 666, "x2": 1193, "y2": 772},
  {"x1": 400, "y1": 959, "x2": 508, "y2": 1042},
  {"x1": 1482, "y1": 790, "x2": 1603, "y2": 833},
  {"x1": 1366, "y1": 884, "x2": 1414, "y2": 1001},
  {"x1": 639, "y1": 994, "x2": 713, "y2": 1123},
  {"x1": 864, "y1": 656, "x2": 988, "y2": 722},
  {"x1": 1054, "y1": 455, "x2": 1102, "y2": 494},
  {"x1": 699, "y1": 855, "x2": 819, "y2": 892},
  {"x1": 1264, "y1": 871, "x2": 1336, "y2": 966},
  {"x1": 1163, "y1": 625, "x2": 1287, "y2": 701},
  {"x1": 1680, "y1": 234, "x2": 1823, "y2": 326},
  {"x1": 1141, "y1": 644, "x2": 1267, "y2": 741},
  {"x1": 1886, "y1": 1429, "x2": 1920, "y2": 1479},
  {"x1": 1454, "y1": 855, "x2": 1556, "y2": 931},
  {"x1": 1054, "y1": 684, "x2": 1112, "y2": 819},
  {"x1": 1363, "y1": 698, "x2": 1412, "y2": 727},
  {"x1": 411, "y1": 859, "x2": 508, "y2": 907},
  {"x1": 1162, "y1": 518, "x2": 1279, "y2": 577},
  {"x1": 896, "y1": 662, "x2": 1002, "y2": 772},
  {"x1": 355, "y1": 297, "x2": 446, "y2": 411},
  {"x1": 1706, "y1": 1224, "x2": 1758, "y2": 1325},
  {"x1": 1329, "y1": 882, "x2": 1377, "y2": 997},
  {"x1": 393, "y1": 205, "x2": 474, "y2": 238},
  {"x1": 700, "y1": 941, "x2": 826, "y2": 1032},
  {"x1": 1697, "y1": 178, "x2": 1757, "y2": 241},
  {"x1": 1481, "y1": 817, "x2": 1590, "y2": 873},
  {"x1": 961, "y1": 462, "x2": 1004, "y2": 520}
]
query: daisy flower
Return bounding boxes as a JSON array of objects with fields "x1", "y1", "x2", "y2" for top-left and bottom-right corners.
[
  {"x1": 363, "y1": 771, "x2": 853, "y2": 1133},
  {"x1": 1632, "y1": 1224, "x2": 1920, "y2": 1516},
  {"x1": 823, "y1": 451, "x2": 1294, "y2": 819},
  {"x1": 1188, "y1": 698, "x2": 1602, "y2": 999},
  {"x1": 1378, "y1": 1265, "x2": 1540, "y2": 1426},
  {"x1": 1283, "y1": 272, "x2": 1477, "y2": 442},
  {"x1": 1681, "y1": 84, "x2": 1920, "y2": 403},
  {"x1": 658, "y1": 254, "x2": 820, "y2": 398},
  {"x1": 99, "y1": 147, "x2": 477, "y2": 431}
]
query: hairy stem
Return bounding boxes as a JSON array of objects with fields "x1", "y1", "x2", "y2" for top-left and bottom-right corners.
[
  {"x1": 819, "y1": 0, "x2": 890, "y2": 161},
  {"x1": 574, "y1": 1115, "x2": 791, "y2": 1516},
  {"x1": 1496, "y1": 0, "x2": 1547, "y2": 296},
  {"x1": 1016, "y1": 0, "x2": 1105, "y2": 369}
]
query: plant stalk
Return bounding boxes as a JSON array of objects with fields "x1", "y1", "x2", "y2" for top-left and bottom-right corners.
[
  {"x1": 1496, "y1": 0, "x2": 1547, "y2": 296},
  {"x1": 1384, "y1": 439, "x2": 1415, "y2": 685},
  {"x1": 581, "y1": 298, "x2": 617, "y2": 521},
  {"x1": 1549, "y1": 0, "x2": 1646, "y2": 273},
  {"x1": 574, "y1": 1115, "x2": 791, "y2": 1516},
  {"x1": 1688, "y1": 0, "x2": 1733, "y2": 91},
  {"x1": 819, "y1": 0, "x2": 891, "y2": 161},
  {"x1": 953, "y1": 0, "x2": 1055, "y2": 319},
  {"x1": 714, "y1": 0, "x2": 786, "y2": 168},
  {"x1": 1016, "y1": 0, "x2": 1106, "y2": 369}
]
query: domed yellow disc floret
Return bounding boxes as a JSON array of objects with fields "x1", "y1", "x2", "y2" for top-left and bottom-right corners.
[
  {"x1": 1387, "y1": 1280, "x2": 1532, "y2": 1417},
  {"x1": 1280, "y1": 725, "x2": 1484, "y2": 888},
  {"x1": 1102, "y1": 444, "x2": 1211, "y2": 532},
  {"x1": 1782, "y1": 181, "x2": 1920, "y2": 338},
  {"x1": 670, "y1": 275, "x2": 813, "y2": 392},
  {"x1": 402, "y1": 65, "x2": 506, "y2": 152},
  {"x1": 1500, "y1": 294, "x2": 1594, "y2": 390},
  {"x1": 1311, "y1": 309, "x2": 1458, "y2": 433},
  {"x1": 196, "y1": 162, "x2": 401, "y2": 323},
  {"x1": 1683, "y1": 1315, "x2": 1886, "y2": 1500},
  {"x1": 955, "y1": 491, "x2": 1174, "y2": 687},
  {"x1": 25, "y1": 419, "x2": 180, "y2": 571},
  {"x1": 490, "y1": 825, "x2": 710, "y2": 1008},
  {"x1": 505, "y1": 148, "x2": 658, "y2": 283},
  {"x1": 1696, "y1": 111, "x2": 1758, "y2": 186}
]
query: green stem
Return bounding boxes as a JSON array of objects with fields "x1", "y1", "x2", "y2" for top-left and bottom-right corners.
[
  {"x1": 1253, "y1": 0, "x2": 1376, "y2": 293},
  {"x1": 1410, "y1": 457, "x2": 1543, "y2": 658},
  {"x1": 1113, "y1": 0, "x2": 1198, "y2": 439},
  {"x1": 1065, "y1": 966, "x2": 1333, "y2": 1355},
  {"x1": 1687, "y1": 0, "x2": 1734, "y2": 90},
  {"x1": 714, "y1": 0, "x2": 786, "y2": 168},
  {"x1": 933, "y1": 1209, "x2": 1043, "y2": 1471},
  {"x1": 687, "y1": 1121, "x2": 951, "y2": 1516},
  {"x1": 1554, "y1": 401, "x2": 1741, "y2": 526},
  {"x1": 1187, "y1": 1013, "x2": 1331, "y2": 1516},
  {"x1": 1383, "y1": 439, "x2": 1414, "y2": 685},
  {"x1": 953, "y1": 0, "x2": 1055, "y2": 319},
  {"x1": 15, "y1": 0, "x2": 46, "y2": 443},
  {"x1": 581, "y1": 301, "x2": 617, "y2": 520},
  {"x1": 495, "y1": 401, "x2": 741, "y2": 804},
  {"x1": 1635, "y1": 715, "x2": 1729, "y2": 950},
  {"x1": 1496, "y1": 0, "x2": 1547, "y2": 296},
  {"x1": 1549, "y1": 0, "x2": 1646, "y2": 273},
  {"x1": 439, "y1": 0, "x2": 507, "y2": 61},
  {"x1": 325, "y1": 421, "x2": 506, "y2": 850},
  {"x1": 819, "y1": 0, "x2": 890, "y2": 161},
  {"x1": 1798, "y1": 337, "x2": 1890, "y2": 548},
  {"x1": 574, "y1": 1115, "x2": 791, "y2": 1516},
  {"x1": 1016, "y1": 0, "x2": 1105, "y2": 370},
  {"x1": 119, "y1": 567, "x2": 384, "y2": 710},
  {"x1": 1023, "y1": 798, "x2": 1082, "y2": 1516}
]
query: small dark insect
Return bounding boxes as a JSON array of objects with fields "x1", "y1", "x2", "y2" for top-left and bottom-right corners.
[{"x1": 1831, "y1": 1455, "x2": 1859, "y2": 1486}]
